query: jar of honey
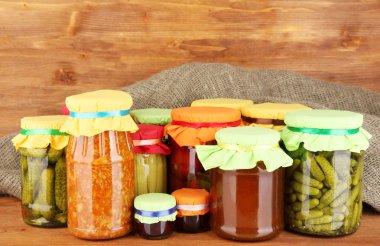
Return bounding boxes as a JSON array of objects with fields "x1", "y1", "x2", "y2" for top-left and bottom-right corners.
[
  {"x1": 60, "y1": 90, "x2": 138, "y2": 240},
  {"x1": 196, "y1": 126, "x2": 293, "y2": 241}
]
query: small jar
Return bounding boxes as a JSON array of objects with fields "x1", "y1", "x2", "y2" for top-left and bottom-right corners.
[
  {"x1": 281, "y1": 110, "x2": 372, "y2": 236},
  {"x1": 191, "y1": 98, "x2": 253, "y2": 111},
  {"x1": 196, "y1": 127, "x2": 293, "y2": 241},
  {"x1": 61, "y1": 90, "x2": 138, "y2": 240},
  {"x1": 12, "y1": 115, "x2": 69, "y2": 228},
  {"x1": 172, "y1": 188, "x2": 210, "y2": 233},
  {"x1": 134, "y1": 193, "x2": 177, "y2": 240},
  {"x1": 165, "y1": 107, "x2": 241, "y2": 192},
  {"x1": 132, "y1": 124, "x2": 171, "y2": 195},
  {"x1": 241, "y1": 103, "x2": 311, "y2": 131}
]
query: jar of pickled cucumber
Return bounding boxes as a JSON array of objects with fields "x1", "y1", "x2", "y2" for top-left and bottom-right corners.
[
  {"x1": 131, "y1": 124, "x2": 171, "y2": 195},
  {"x1": 172, "y1": 188, "x2": 210, "y2": 233},
  {"x1": 12, "y1": 115, "x2": 69, "y2": 228},
  {"x1": 191, "y1": 98, "x2": 253, "y2": 111},
  {"x1": 165, "y1": 107, "x2": 241, "y2": 192},
  {"x1": 241, "y1": 103, "x2": 311, "y2": 131},
  {"x1": 281, "y1": 110, "x2": 372, "y2": 236},
  {"x1": 60, "y1": 90, "x2": 139, "y2": 240},
  {"x1": 134, "y1": 193, "x2": 177, "y2": 240},
  {"x1": 196, "y1": 127, "x2": 293, "y2": 241}
]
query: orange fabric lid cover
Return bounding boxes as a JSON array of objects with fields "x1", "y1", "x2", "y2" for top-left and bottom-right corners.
[
  {"x1": 165, "y1": 107, "x2": 241, "y2": 146},
  {"x1": 172, "y1": 188, "x2": 210, "y2": 217}
]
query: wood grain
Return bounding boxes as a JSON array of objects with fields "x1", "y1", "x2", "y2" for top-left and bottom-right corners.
[
  {"x1": 0, "y1": 197, "x2": 379, "y2": 246},
  {"x1": 1, "y1": 0, "x2": 380, "y2": 135}
]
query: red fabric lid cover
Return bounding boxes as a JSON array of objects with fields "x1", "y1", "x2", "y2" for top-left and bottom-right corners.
[{"x1": 131, "y1": 124, "x2": 171, "y2": 155}]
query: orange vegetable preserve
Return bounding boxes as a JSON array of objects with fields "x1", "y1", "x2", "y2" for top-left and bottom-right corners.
[{"x1": 66, "y1": 131, "x2": 135, "y2": 239}]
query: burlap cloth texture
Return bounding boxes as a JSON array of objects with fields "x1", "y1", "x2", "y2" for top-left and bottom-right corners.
[{"x1": 1, "y1": 63, "x2": 379, "y2": 211}]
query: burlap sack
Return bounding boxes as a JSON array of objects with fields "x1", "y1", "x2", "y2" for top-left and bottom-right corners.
[{"x1": 1, "y1": 63, "x2": 379, "y2": 211}]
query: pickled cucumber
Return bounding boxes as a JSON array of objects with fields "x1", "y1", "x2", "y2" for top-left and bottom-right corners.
[
  {"x1": 48, "y1": 147, "x2": 64, "y2": 164},
  {"x1": 55, "y1": 157, "x2": 67, "y2": 211},
  {"x1": 19, "y1": 147, "x2": 47, "y2": 158},
  {"x1": 33, "y1": 168, "x2": 56, "y2": 220},
  {"x1": 285, "y1": 150, "x2": 363, "y2": 236},
  {"x1": 135, "y1": 154, "x2": 167, "y2": 195}
]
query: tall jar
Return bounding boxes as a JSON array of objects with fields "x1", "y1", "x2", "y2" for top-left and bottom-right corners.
[
  {"x1": 281, "y1": 110, "x2": 372, "y2": 236},
  {"x1": 132, "y1": 124, "x2": 171, "y2": 195},
  {"x1": 60, "y1": 90, "x2": 139, "y2": 240},
  {"x1": 241, "y1": 103, "x2": 311, "y2": 131},
  {"x1": 196, "y1": 127, "x2": 293, "y2": 241},
  {"x1": 165, "y1": 107, "x2": 241, "y2": 192},
  {"x1": 191, "y1": 98, "x2": 253, "y2": 111},
  {"x1": 12, "y1": 116, "x2": 69, "y2": 228}
]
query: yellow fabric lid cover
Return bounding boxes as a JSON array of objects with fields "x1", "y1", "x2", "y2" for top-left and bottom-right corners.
[
  {"x1": 60, "y1": 90, "x2": 139, "y2": 137},
  {"x1": 12, "y1": 115, "x2": 69, "y2": 150},
  {"x1": 191, "y1": 98, "x2": 253, "y2": 110},
  {"x1": 241, "y1": 103, "x2": 311, "y2": 130}
]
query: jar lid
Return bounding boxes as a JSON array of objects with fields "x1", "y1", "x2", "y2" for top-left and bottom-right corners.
[
  {"x1": 131, "y1": 124, "x2": 171, "y2": 155},
  {"x1": 134, "y1": 193, "x2": 177, "y2": 224},
  {"x1": 165, "y1": 107, "x2": 241, "y2": 146},
  {"x1": 196, "y1": 126, "x2": 293, "y2": 172},
  {"x1": 241, "y1": 103, "x2": 311, "y2": 120},
  {"x1": 12, "y1": 115, "x2": 69, "y2": 150},
  {"x1": 131, "y1": 108, "x2": 172, "y2": 126},
  {"x1": 60, "y1": 90, "x2": 139, "y2": 137},
  {"x1": 282, "y1": 110, "x2": 371, "y2": 152},
  {"x1": 172, "y1": 188, "x2": 210, "y2": 217},
  {"x1": 191, "y1": 98, "x2": 253, "y2": 110}
]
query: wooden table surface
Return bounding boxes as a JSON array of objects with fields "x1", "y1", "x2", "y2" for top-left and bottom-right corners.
[
  {"x1": 1, "y1": 0, "x2": 380, "y2": 136},
  {"x1": 0, "y1": 197, "x2": 379, "y2": 246}
]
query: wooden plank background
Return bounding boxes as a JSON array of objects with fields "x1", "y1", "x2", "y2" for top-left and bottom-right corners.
[{"x1": 0, "y1": 0, "x2": 379, "y2": 135}]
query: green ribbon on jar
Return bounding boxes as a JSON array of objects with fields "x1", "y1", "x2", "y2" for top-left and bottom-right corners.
[
  {"x1": 287, "y1": 126, "x2": 360, "y2": 136},
  {"x1": 20, "y1": 129, "x2": 68, "y2": 136}
]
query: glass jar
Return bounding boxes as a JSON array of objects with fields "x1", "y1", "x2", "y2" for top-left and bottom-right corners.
[
  {"x1": 66, "y1": 131, "x2": 135, "y2": 239},
  {"x1": 284, "y1": 147, "x2": 364, "y2": 236},
  {"x1": 19, "y1": 146, "x2": 67, "y2": 227},
  {"x1": 61, "y1": 90, "x2": 139, "y2": 240},
  {"x1": 172, "y1": 188, "x2": 210, "y2": 233},
  {"x1": 241, "y1": 103, "x2": 311, "y2": 131},
  {"x1": 132, "y1": 124, "x2": 171, "y2": 195},
  {"x1": 134, "y1": 193, "x2": 177, "y2": 240},
  {"x1": 210, "y1": 165, "x2": 284, "y2": 241},
  {"x1": 165, "y1": 107, "x2": 241, "y2": 192},
  {"x1": 169, "y1": 140, "x2": 210, "y2": 192},
  {"x1": 12, "y1": 115, "x2": 69, "y2": 228},
  {"x1": 281, "y1": 110, "x2": 371, "y2": 236},
  {"x1": 196, "y1": 127, "x2": 292, "y2": 241}
]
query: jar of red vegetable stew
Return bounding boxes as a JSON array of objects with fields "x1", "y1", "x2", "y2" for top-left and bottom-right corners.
[
  {"x1": 60, "y1": 90, "x2": 139, "y2": 240},
  {"x1": 165, "y1": 107, "x2": 241, "y2": 192}
]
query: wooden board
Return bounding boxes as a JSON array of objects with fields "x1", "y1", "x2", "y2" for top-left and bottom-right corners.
[
  {"x1": 1, "y1": 0, "x2": 380, "y2": 135},
  {"x1": 0, "y1": 197, "x2": 379, "y2": 246}
]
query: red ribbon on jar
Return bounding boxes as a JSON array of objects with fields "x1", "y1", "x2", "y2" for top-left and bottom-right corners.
[
  {"x1": 131, "y1": 124, "x2": 171, "y2": 155},
  {"x1": 170, "y1": 119, "x2": 241, "y2": 129}
]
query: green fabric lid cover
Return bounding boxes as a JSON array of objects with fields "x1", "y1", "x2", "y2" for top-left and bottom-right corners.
[
  {"x1": 281, "y1": 110, "x2": 372, "y2": 152},
  {"x1": 134, "y1": 193, "x2": 177, "y2": 224},
  {"x1": 131, "y1": 108, "x2": 172, "y2": 126},
  {"x1": 195, "y1": 126, "x2": 293, "y2": 172}
]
